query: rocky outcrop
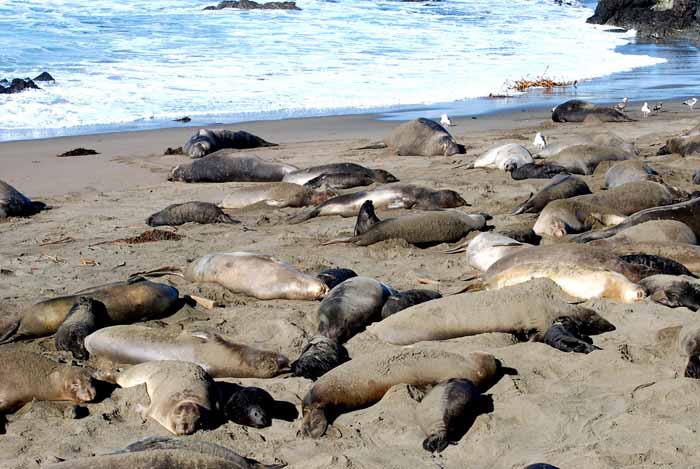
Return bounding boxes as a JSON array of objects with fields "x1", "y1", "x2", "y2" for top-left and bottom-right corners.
[
  {"x1": 0, "y1": 72, "x2": 53, "y2": 94},
  {"x1": 204, "y1": 0, "x2": 301, "y2": 11},
  {"x1": 587, "y1": 0, "x2": 699, "y2": 37}
]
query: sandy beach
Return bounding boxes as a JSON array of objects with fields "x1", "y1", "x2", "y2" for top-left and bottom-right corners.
[{"x1": 2, "y1": 101, "x2": 700, "y2": 469}]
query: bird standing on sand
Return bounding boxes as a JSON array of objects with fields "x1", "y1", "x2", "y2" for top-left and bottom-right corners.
[
  {"x1": 533, "y1": 132, "x2": 546, "y2": 150},
  {"x1": 684, "y1": 98, "x2": 697, "y2": 110},
  {"x1": 641, "y1": 102, "x2": 650, "y2": 118},
  {"x1": 614, "y1": 97, "x2": 629, "y2": 112},
  {"x1": 653, "y1": 102, "x2": 663, "y2": 113},
  {"x1": 440, "y1": 114, "x2": 453, "y2": 127}
]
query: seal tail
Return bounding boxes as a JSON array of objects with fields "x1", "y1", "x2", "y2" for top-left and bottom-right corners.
[
  {"x1": 0, "y1": 320, "x2": 20, "y2": 345},
  {"x1": 218, "y1": 213, "x2": 241, "y2": 225},
  {"x1": 288, "y1": 206, "x2": 321, "y2": 224},
  {"x1": 354, "y1": 200, "x2": 380, "y2": 236},
  {"x1": 513, "y1": 193, "x2": 535, "y2": 215},
  {"x1": 442, "y1": 240, "x2": 468, "y2": 254},
  {"x1": 351, "y1": 141, "x2": 387, "y2": 151},
  {"x1": 129, "y1": 266, "x2": 185, "y2": 279},
  {"x1": 451, "y1": 278, "x2": 485, "y2": 295}
]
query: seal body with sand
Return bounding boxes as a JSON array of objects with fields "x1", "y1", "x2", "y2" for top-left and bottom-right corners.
[
  {"x1": 592, "y1": 220, "x2": 697, "y2": 245},
  {"x1": 382, "y1": 118, "x2": 463, "y2": 156},
  {"x1": 0, "y1": 350, "x2": 96, "y2": 413},
  {"x1": 0, "y1": 179, "x2": 45, "y2": 219},
  {"x1": 168, "y1": 153, "x2": 298, "y2": 183},
  {"x1": 147, "y1": 202, "x2": 239, "y2": 226},
  {"x1": 380, "y1": 289, "x2": 442, "y2": 318},
  {"x1": 513, "y1": 174, "x2": 591, "y2": 215},
  {"x1": 551, "y1": 99, "x2": 632, "y2": 123},
  {"x1": 0, "y1": 277, "x2": 181, "y2": 343},
  {"x1": 183, "y1": 129, "x2": 277, "y2": 158},
  {"x1": 639, "y1": 275, "x2": 700, "y2": 311},
  {"x1": 300, "y1": 349, "x2": 499, "y2": 438},
  {"x1": 289, "y1": 183, "x2": 467, "y2": 223},
  {"x1": 537, "y1": 133, "x2": 638, "y2": 158},
  {"x1": 680, "y1": 324, "x2": 700, "y2": 378},
  {"x1": 291, "y1": 335, "x2": 350, "y2": 380},
  {"x1": 660, "y1": 124, "x2": 700, "y2": 157},
  {"x1": 462, "y1": 232, "x2": 531, "y2": 272},
  {"x1": 605, "y1": 160, "x2": 660, "y2": 188},
  {"x1": 219, "y1": 182, "x2": 336, "y2": 209},
  {"x1": 85, "y1": 326, "x2": 289, "y2": 378},
  {"x1": 469, "y1": 143, "x2": 533, "y2": 171},
  {"x1": 111, "y1": 361, "x2": 220, "y2": 435},
  {"x1": 549, "y1": 144, "x2": 636, "y2": 175},
  {"x1": 55, "y1": 297, "x2": 110, "y2": 360},
  {"x1": 509, "y1": 162, "x2": 570, "y2": 180},
  {"x1": 367, "y1": 278, "x2": 614, "y2": 346},
  {"x1": 282, "y1": 163, "x2": 398, "y2": 186},
  {"x1": 591, "y1": 242, "x2": 700, "y2": 274}
]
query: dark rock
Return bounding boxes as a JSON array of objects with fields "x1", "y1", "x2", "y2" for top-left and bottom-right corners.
[
  {"x1": 204, "y1": 0, "x2": 301, "y2": 10},
  {"x1": 164, "y1": 146, "x2": 184, "y2": 155},
  {"x1": 57, "y1": 148, "x2": 99, "y2": 157},
  {"x1": 587, "y1": 0, "x2": 699, "y2": 38},
  {"x1": 33, "y1": 72, "x2": 55, "y2": 82},
  {"x1": 0, "y1": 78, "x2": 40, "y2": 94}
]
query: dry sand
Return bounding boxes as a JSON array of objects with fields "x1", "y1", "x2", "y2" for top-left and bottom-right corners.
[{"x1": 1, "y1": 102, "x2": 700, "y2": 468}]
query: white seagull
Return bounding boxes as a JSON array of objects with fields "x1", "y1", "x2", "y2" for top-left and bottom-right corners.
[
  {"x1": 684, "y1": 98, "x2": 697, "y2": 110},
  {"x1": 614, "y1": 97, "x2": 629, "y2": 112},
  {"x1": 641, "y1": 102, "x2": 650, "y2": 118},
  {"x1": 440, "y1": 114, "x2": 453, "y2": 127},
  {"x1": 533, "y1": 132, "x2": 546, "y2": 150}
]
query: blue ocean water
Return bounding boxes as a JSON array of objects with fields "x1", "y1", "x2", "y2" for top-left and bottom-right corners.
[{"x1": 0, "y1": 0, "x2": 692, "y2": 141}]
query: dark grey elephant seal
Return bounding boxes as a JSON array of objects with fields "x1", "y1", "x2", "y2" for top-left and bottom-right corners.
[
  {"x1": 549, "y1": 144, "x2": 636, "y2": 175},
  {"x1": 168, "y1": 153, "x2": 298, "y2": 183},
  {"x1": 552, "y1": 99, "x2": 632, "y2": 123},
  {"x1": 513, "y1": 174, "x2": 591, "y2": 215},
  {"x1": 605, "y1": 160, "x2": 660, "y2": 188},
  {"x1": 380, "y1": 289, "x2": 442, "y2": 318},
  {"x1": 183, "y1": 129, "x2": 277, "y2": 158},
  {"x1": 0, "y1": 179, "x2": 46, "y2": 219},
  {"x1": 316, "y1": 268, "x2": 358, "y2": 291},
  {"x1": 509, "y1": 162, "x2": 570, "y2": 180},
  {"x1": 317, "y1": 276, "x2": 395, "y2": 343},
  {"x1": 543, "y1": 316, "x2": 600, "y2": 353},
  {"x1": 415, "y1": 378, "x2": 481, "y2": 453},
  {"x1": 290, "y1": 335, "x2": 350, "y2": 380},
  {"x1": 282, "y1": 163, "x2": 398, "y2": 186},
  {"x1": 224, "y1": 386, "x2": 275, "y2": 428},
  {"x1": 680, "y1": 324, "x2": 700, "y2": 379},
  {"x1": 640, "y1": 275, "x2": 700, "y2": 311},
  {"x1": 382, "y1": 118, "x2": 464, "y2": 156},
  {"x1": 55, "y1": 297, "x2": 110, "y2": 360},
  {"x1": 303, "y1": 173, "x2": 372, "y2": 190},
  {"x1": 619, "y1": 253, "x2": 696, "y2": 278},
  {"x1": 524, "y1": 465, "x2": 560, "y2": 469},
  {"x1": 147, "y1": 201, "x2": 239, "y2": 226}
]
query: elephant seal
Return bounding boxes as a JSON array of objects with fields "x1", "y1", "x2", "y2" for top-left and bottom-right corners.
[
  {"x1": 224, "y1": 386, "x2": 275, "y2": 428},
  {"x1": 0, "y1": 350, "x2": 97, "y2": 413},
  {"x1": 380, "y1": 289, "x2": 442, "y2": 318},
  {"x1": 0, "y1": 277, "x2": 181, "y2": 344},
  {"x1": 366, "y1": 278, "x2": 614, "y2": 346},
  {"x1": 382, "y1": 118, "x2": 463, "y2": 156},
  {"x1": 592, "y1": 242, "x2": 700, "y2": 273},
  {"x1": 605, "y1": 160, "x2": 660, "y2": 188},
  {"x1": 55, "y1": 297, "x2": 110, "y2": 360},
  {"x1": 618, "y1": 253, "x2": 696, "y2": 278},
  {"x1": 290, "y1": 335, "x2": 350, "y2": 380},
  {"x1": 572, "y1": 196, "x2": 700, "y2": 243},
  {"x1": 543, "y1": 316, "x2": 600, "y2": 353},
  {"x1": 111, "y1": 361, "x2": 220, "y2": 435},
  {"x1": 595, "y1": 220, "x2": 697, "y2": 245},
  {"x1": 551, "y1": 99, "x2": 632, "y2": 123},
  {"x1": 147, "y1": 202, "x2": 239, "y2": 226},
  {"x1": 85, "y1": 326, "x2": 289, "y2": 378},
  {"x1": 680, "y1": 324, "x2": 700, "y2": 378},
  {"x1": 469, "y1": 143, "x2": 533, "y2": 171},
  {"x1": 513, "y1": 174, "x2": 591, "y2": 215},
  {"x1": 461, "y1": 232, "x2": 531, "y2": 272},
  {"x1": 510, "y1": 162, "x2": 570, "y2": 180},
  {"x1": 324, "y1": 203, "x2": 486, "y2": 247},
  {"x1": 639, "y1": 275, "x2": 700, "y2": 311},
  {"x1": 316, "y1": 268, "x2": 358, "y2": 291},
  {"x1": 415, "y1": 378, "x2": 481, "y2": 453},
  {"x1": 525, "y1": 465, "x2": 560, "y2": 469},
  {"x1": 659, "y1": 123, "x2": 700, "y2": 157},
  {"x1": 549, "y1": 144, "x2": 636, "y2": 175},
  {"x1": 183, "y1": 129, "x2": 277, "y2": 158},
  {"x1": 300, "y1": 349, "x2": 499, "y2": 438},
  {"x1": 0, "y1": 179, "x2": 46, "y2": 219},
  {"x1": 282, "y1": 163, "x2": 398, "y2": 186},
  {"x1": 303, "y1": 173, "x2": 372, "y2": 190},
  {"x1": 288, "y1": 184, "x2": 467, "y2": 224},
  {"x1": 317, "y1": 276, "x2": 395, "y2": 343},
  {"x1": 536, "y1": 133, "x2": 638, "y2": 158},
  {"x1": 219, "y1": 183, "x2": 336, "y2": 209},
  {"x1": 168, "y1": 153, "x2": 298, "y2": 183}
]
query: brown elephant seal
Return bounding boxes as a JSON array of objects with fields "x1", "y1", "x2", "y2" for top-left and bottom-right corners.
[
  {"x1": 572, "y1": 196, "x2": 700, "y2": 243},
  {"x1": 659, "y1": 123, "x2": 700, "y2": 157},
  {"x1": 605, "y1": 160, "x2": 660, "y2": 188},
  {"x1": 0, "y1": 276, "x2": 181, "y2": 344},
  {"x1": 288, "y1": 183, "x2": 467, "y2": 223},
  {"x1": 415, "y1": 378, "x2": 481, "y2": 453},
  {"x1": 316, "y1": 267, "x2": 358, "y2": 291},
  {"x1": 0, "y1": 350, "x2": 97, "y2": 414},
  {"x1": 594, "y1": 220, "x2": 697, "y2": 245},
  {"x1": 224, "y1": 386, "x2": 275, "y2": 428},
  {"x1": 366, "y1": 278, "x2": 614, "y2": 346},
  {"x1": 300, "y1": 349, "x2": 499, "y2": 438},
  {"x1": 282, "y1": 163, "x2": 398, "y2": 186},
  {"x1": 639, "y1": 275, "x2": 700, "y2": 311},
  {"x1": 183, "y1": 129, "x2": 277, "y2": 158},
  {"x1": 168, "y1": 153, "x2": 298, "y2": 183},
  {"x1": 510, "y1": 162, "x2": 570, "y2": 180},
  {"x1": 380, "y1": 289, "x2": 442, "y2": 318},
  {"x1": 219, "y1": 183, "x2": 336, "y2": 209},
  {"x1": 110, "y1": 361, "x2": 220, "y2": 435},
  {"x1": 85, "y1": 326, "x2": 289, "y2": 378},
  {"x1": 537, "y1": 133, "x2": 638, "y2": 158},
  {"x1": 513, "y1": 174, "x2": 591, "y2": 215},
  {"x1": 0, "y1": 179, "x2": 46, "y2": 219},
  {"x1": 551, "y1": 99, "x2": 632, "y2": 123},
  {"x1": 680, "y1": 324, "x2": 700, "y2": 378},
  {"x1": 290, "y1": 335, "x2": 350, "y2": 381},
  {"x1": 381, "y1": 118, "x2": 463, "y2": 156},
  {"x1": 590, "y1": 242, "x2": 700, "y2": 273},
  {"x1": 469, "y1": 143, "x2": 533, "y2": 171},
  {"x1": 55, "y1": 297, "x2": 110, "y2": 360},
  {"x1": 549, "y1": 144, "x2": 636, "y2": 175},
  {"x1": 317, "y1": 276, "x2": 395, "y2": 343},
  {"x1": 147, "y1": 201, "x2": 239, "y2": 226}
]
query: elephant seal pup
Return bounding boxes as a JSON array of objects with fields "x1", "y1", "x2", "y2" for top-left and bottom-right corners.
[
  {"x1": 55, "y1": 297, "x2": 110, "y2": 360},
  {"x1": 510, "y1": 162, "x2": 570, "y2": 180},
  {"x1": 366, "y1": 279, "x2": 614, "y2": 346},
  {"x1": 551, "y1": 99, "x2": 632, "y2": 123},
  {"x1": 300, "y1": 349, "x2": 499, "y2": 438},
  {"x1": 282, "y1": 163, "x2": 398, "y2": 186},
  {"x1": 291, "y1": 335, "x2": 350, "y2": 380},
  {"x1": 639, "y1": 275, "x2": 700, "y2": 311},
  {"x1": 0, "y1": 277, "x2": 181, "y2": 344},
  {"x1": 380, "y1": 289, "x2": 442, "y2": 318},
  {"x1": 0, "y1": 350, "x2": 97, "y2": 413},
  {"x1": 415, "y1": 378, "x2": 481, "y2": 453},
  {"x1": 383, "y1": 118, "x2": 463, "y2": 156},
  {"x1": 183, "y1": 129, "x2": 277, "y2": 158},
  {"x1": 168, "y1": 153, "x2": 298, "y2": 183},
  {"x1": 85, "y1": 326, "x2": 289, "y2": 378},
  {"x1": 316, "y1": 268, "x2": 358, "y2": 291},
  {"x1": 224, "y1": 386, "x2": 275, "y2": 428},
  {"x1": 596, "y1": 220, "x2": 698, "y2": 245},
  {"x1": 317, "y1": 276, "x2": 395, "y2": 343},
  {"x1": 469, "y1": 143, "x2": 533, "y2": 171},
  {"x1": 543, "y1": 316, "x2": 600, "y2": 353},
  {"x1": 220, "y1": 183, "x2": 336, "y2": 209},
  {"x1": 463, "y1": 232, "x2": 531, "y2": 272},
  {"x1": 549, "y1": 144, "x2": 636, "y2": 175},
  {"x1": 112, "y1": 361, "x2": 220, "y2": 435},
  {"x1": 147, "y1": 202, "x2": 239, "y2": 226},
  {"x1": 605, "y1": 160, "x2": 660, "y2": 188},
  {"x1": 289, "y1": 183, "x2": 467, "y2": 223},
  {"x1": 0, "y1": 179, "x2": 46, "y2": 219},
  {"x1": 679, "y1": 324, "x2": 700, "y2": 378},
  {"x1": 513, "y1": 174, "x2": 591, "y2": 215}
]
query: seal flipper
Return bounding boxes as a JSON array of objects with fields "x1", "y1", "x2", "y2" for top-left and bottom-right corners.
[
  {"x1": 352, "y1": 142, "x2": 388, "y2": 151},
  {"x1": 423, "y1": 434, "x2": 450, "y2": 453},
  {"x1": 0, "y1": 320, "x2": 20, "y2": 345},
  {"x1": 543, "y1": 316, "x2": 599, "y2": 354},
  {"x1": 354, "y1": 200, "x2": 380, "y2": 236},
  {"x1": 217, "y1": 212, "x2": 241, "y2": 225},
  {"x1": 288, "y1": 206, "x2": 321, "y2": 224},
  {"x1": 686, "y1": 356, "x2": 700, "y2": 379}
]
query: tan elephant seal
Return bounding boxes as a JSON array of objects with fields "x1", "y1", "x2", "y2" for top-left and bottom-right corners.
[
  {"x1": 639, "y1": 275, "x2": 700, "y2": 311},
  {"x1": 463, "y1": 232, "x2": 531, "y2": 272},
  {"x1": 680, "y1": 324, "x2": 700, "y2": 378},
  {"x1": 300, "y1": 349, "x2": 500, "y2": 438},
  {"x1": 589, "y1": 242, "x2": 700, "y2": 273},
  {"x1": 659, "y1": 123, "x2": 700, "y2": 157},
  {"x1": 593, "y1": 220, "x2": 697, "y2": 245},
  {"x1": 469, "y1": 143, "x2": 533, "y2": 171},
  {"x1": 383, "y1": 118, "x2": 463, "y2": 156},
  {"x1": 549, "y1": 144, "x2": 636, "y2": 175},
  {"x1": 536, "y1": 132, "x2": 638, "y2": 158},
  {"x1": 282, "y1": 162, "x2": 398, "y2": 186},
  {"x1": 219, "y1": 182, "x2": 336, "y2": 209},
  {"x1": 168, "y1": 153, "x2": 298, "y2": 183},
  {"x1": 605, "y1": 160, "x2": 660, "y2": 188}
]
